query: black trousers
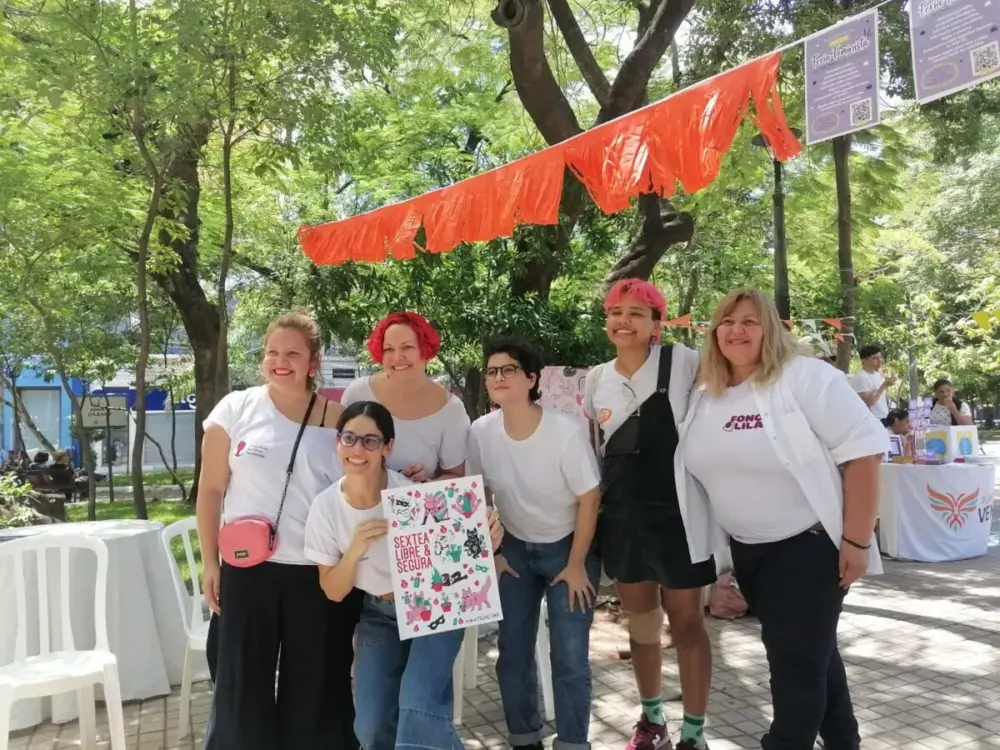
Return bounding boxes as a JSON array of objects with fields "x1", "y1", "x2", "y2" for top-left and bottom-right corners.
[
  {"x1": 204, "y1": 561, "x2": 363, "y2": 750},
  {"x1": 731, "y1": 530, "x2": 860, "y2": 750}
]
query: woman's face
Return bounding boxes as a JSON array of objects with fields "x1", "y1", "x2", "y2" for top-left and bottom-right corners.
[
  {"x1": 485, "y1": 352, "x2": 534, "y2": 407},
  {"x1": 891, "y1": 417, "x2": 911, "y2": 435},
  {"x1": 936, "y1": 383, "x2": 955, "y2": 402},
  {"x1": 716, "y1": 298, "x2": 764, "y2": 369},
  {"x1": 605, "y1": 295, "x2": 660, "y2": 349},
  {"x1": 262, "y1": 327, "x2": 315, "y2": 391},
  {"x1": 337, "y1": 415, "x2": 392, "y2": 476},
  {"x1": 381, "y1": 324, "x2": 425, "y2": 378}
]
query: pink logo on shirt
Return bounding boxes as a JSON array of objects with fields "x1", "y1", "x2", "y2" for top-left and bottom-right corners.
[
  {"x1": 234, "y1": 441, "x2": 247, "y2": 457},
  {"x1": 724, "y1": 414, "x2": 763, "y2": 432},
  {"x1": 233, "y1": 441, "x2": 266, "y2": 459}
]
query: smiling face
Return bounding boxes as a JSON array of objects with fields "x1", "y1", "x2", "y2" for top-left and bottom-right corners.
[
  {"x1": 262, "y1": 326, "x2": 316, "y2": 392},
  {"x1": 381, "y1": 324, "x2": 425, "y2": 379},
  {"x1": 716, "y1": 298, "x2": 764, "y2": 370},
  {"x1": 485, "y1": 352, "x2": 535, "y2": 407},
  {"x1": 605, "y1": 295, "x2": 661, "y2": 350},
  {"x1": 337, "y1": 414, "x2": 393, "y2": 476}
]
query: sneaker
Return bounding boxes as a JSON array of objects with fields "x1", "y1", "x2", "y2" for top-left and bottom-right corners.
[
  {"x1": 625, "y1": 715, "x2": 672, "y2": 750},
  {"x1": 676, "y1": 740, "x2": 709, "y2": 750},
  {"x1": 513, "y1": 744, "x2": 543, "y2": 750}
]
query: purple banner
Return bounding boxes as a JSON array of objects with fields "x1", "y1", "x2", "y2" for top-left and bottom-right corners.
[
  {"x1": 910, "y1": 0, "x2": 1000, "y2": 103},
  {"x1": 805, "y1": 11, "x2": 881, "y2": 145}
]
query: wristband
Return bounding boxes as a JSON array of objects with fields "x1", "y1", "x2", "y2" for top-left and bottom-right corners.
[{"x1": 842, "y1": 535, "x2": 870, "y2": 551}]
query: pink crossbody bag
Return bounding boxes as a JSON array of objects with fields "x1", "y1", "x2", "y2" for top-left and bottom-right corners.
[{"x1": 218, "y1": 392, "x2": 317, "y2": 568}]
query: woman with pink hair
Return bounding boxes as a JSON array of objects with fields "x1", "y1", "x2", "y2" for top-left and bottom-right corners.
[{"x1": 582, "y1": 279, "x2": 716, "y2": 750}]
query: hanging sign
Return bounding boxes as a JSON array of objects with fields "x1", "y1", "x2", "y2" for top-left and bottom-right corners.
[
  {"x1": 910, "y1": 0, "x2": 1000, "y2": 103},
  {"x1": 805, "y1": 10, "x2": 881, "y2": 144}
]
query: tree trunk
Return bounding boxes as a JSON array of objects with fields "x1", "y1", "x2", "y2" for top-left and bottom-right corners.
[
  {"x1": 832, "y1": 135, "x2": 855, "y2": 373},
  {"x1": 0, "y1": 376, "x2": 58, "y2": 453}
]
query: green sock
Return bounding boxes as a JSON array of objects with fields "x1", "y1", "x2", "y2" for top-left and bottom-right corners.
[
  {"x1": 641, "y1": 696, "x2": 664, "y2": 725},
  {"x1": 680, "y1": 713, "x2": 706, "y2": 748}
]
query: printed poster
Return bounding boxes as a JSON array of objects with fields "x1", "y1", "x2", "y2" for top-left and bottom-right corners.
[
  {"x1": 382, "y1": 475, "x2": 502, "y2": 640},
  {"x1": 805, "y1": 11, "x2": 881, "y2": 144},
  {"x1": 909, "y1": 0, "x2": 1000, "y2": 103},
  {"x1": 538, "y1": 366, "x2": 590, "y2": 430}
]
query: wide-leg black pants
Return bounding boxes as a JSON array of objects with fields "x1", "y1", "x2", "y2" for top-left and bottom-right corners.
[{"x1": 203, "y1": 561, "x2": 363, "y2": 750}]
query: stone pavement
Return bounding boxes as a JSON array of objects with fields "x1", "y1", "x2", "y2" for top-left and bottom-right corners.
[{"x1": 10, "y1": 517, "x2": 1000, "y2": 750}]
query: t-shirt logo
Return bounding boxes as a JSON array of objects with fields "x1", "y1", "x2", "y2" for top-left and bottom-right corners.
[
  {"x1": 597, "y1": 408, "x2": 613, "y2": 425},
  {"x1": 235, "y1": 441, "x2": 247, "y2": 457},
  {"x1": 234, "y1": 441, "x2": 267, "y2": 459},
  {"x1": 724, "y1": 414, "x2": 764, "y2": 432}
]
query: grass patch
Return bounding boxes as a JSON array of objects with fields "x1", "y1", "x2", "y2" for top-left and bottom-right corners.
[{"x1": 109, "y1": 469, "x2": 195, "y2": 488}]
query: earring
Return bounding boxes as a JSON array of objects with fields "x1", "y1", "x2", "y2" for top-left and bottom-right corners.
[{"x1": 308, "y1": 369, "x2": 315, "y2": 377}]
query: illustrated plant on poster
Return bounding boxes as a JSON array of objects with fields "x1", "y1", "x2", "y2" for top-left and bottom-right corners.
[{"x1": 382, "y1": 475, "x2": 503, "y2": 640}]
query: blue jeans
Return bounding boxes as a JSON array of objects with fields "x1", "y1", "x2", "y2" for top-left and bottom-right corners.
[
  {"x1": 496, "y1": 533, "x2": 601, "y2": 750},
  {"x1": 354, "y1": 595, "x2": 464, "y2": 750}
]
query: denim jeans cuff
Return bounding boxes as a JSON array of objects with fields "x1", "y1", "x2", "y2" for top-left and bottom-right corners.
[
  {"x1": 553, "y1": 738, "x2": 591, "y2": 750},
  {"x1": 509, "y1": 728, "x2": 546, "y2": 745}
]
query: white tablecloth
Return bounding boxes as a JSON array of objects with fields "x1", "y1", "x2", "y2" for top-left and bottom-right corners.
[
  {"x1": 879, "y1": 463, "x2": 996, "y2": 562},
  {"x1": 0, "y1": 519, "x2": 210, "y2": 730}
]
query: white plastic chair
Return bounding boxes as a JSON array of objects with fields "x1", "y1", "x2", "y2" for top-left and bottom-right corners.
[
  {"x1": 452, "y1": 600, "x2": 554, "y2": 724},
  {"x1": 0, "y1": 534, "x2": 127, "y2": 750},
  {"x1": 161, "y1": 518, "x2": 210, "y2": 741}
]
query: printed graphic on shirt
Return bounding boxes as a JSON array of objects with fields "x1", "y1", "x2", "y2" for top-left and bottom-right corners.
[
  {"x1": 234, "y1": 440, "x2": 267, "y2": 459},
  {"x1": 723, "y1": 413, "x2": 764, "y2": 432},
  {"x1": 597, "y1": 408, "x2": 612, "y2": 425}
]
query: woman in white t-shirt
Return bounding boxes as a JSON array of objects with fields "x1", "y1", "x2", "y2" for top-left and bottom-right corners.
[
  {"x1": 341, "y1": 311, "x2": 469, "y2": 482},
  {"x1": 196, "y1": 311, "x2": 360, "y2": 750},
  {"x1": 467, "y1": 337, "x2": 602, "y2": 750},
  {"x1": 929, "y1": 378, "x2": 974, "y2": 426},
  {"x1": 679, "y1": 288, "x2": 887, "y2": 750},
  {"x1": 304, "y1": 400, "x2": 502, "y2": 750}
]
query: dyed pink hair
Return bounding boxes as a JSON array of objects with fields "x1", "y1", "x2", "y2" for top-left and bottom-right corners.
[
  {"x1": 366, "y1": 311, "x2": 441, "y2": 364},
  {"x1": 603, "y1": 279, "x2": 666, "y2": 320}
]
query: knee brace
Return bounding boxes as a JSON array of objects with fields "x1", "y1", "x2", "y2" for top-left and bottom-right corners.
[{"x1": 626, "y1": 607, "x2": 664, "y2": 645}]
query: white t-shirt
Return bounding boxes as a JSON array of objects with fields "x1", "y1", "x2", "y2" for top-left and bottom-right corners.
[
  {"x1": 341, "y1": 377, "x2": 470, "y2": 475},
  {"x1": 849, "y1": 369, "x2": 889, "y2": 419},
  {"x1": 302, "y1": 470, "x2": 412, "y2": 596},
  {"x1": 583, "y1": 343, "x2": 700, "y2": 452},
  {"x1": 929, "y1": 401, "x2": 972, "y2": 426},
  {"x1": 683, "y1": 381, "x2": 820, "y2": 544},
  {"x1": 205, "y1": 387, "x2": 341, "y2": 565},
  {"x1": 466, "y1": 409, "x2": 600, "y2": 543}
]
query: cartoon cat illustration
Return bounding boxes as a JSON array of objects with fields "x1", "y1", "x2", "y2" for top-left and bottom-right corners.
[
  {"x1": 389, "y1": 496, "x2": 421, "y2": 527},
  {"x1": 460, "y1": 578, "x2": 493, "y2": 612},
  {"x1": 423, "y1": 491, "x2": 449, "y2": 522},
  {"x1": 404, "y1": 594, "x2": 432, "y2": 624},
  {"x1": 463, "y1": 527, "x2": 486, "y2": 559}
]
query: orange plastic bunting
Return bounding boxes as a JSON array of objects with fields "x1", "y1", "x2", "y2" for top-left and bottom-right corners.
[
  {"x1": 300, "y1": 52, "x2": 801, "y2": 266},
  {"x1": 822, "y1": 318, "x2": 843, "y2": 330}
]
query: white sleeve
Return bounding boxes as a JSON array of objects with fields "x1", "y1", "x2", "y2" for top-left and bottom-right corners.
[
  {"x1": 439, "y1": 397, "x2": 471, "y2": 471},
  {"x1": 203, "y1": 390, "x2": 245, "y2": 436},
  {"x1": 303, "y1": 493, "x2": 344, "y2": 567},
  {"x1": 340, "y1": 378, "x2": 364, "y2": 407},
  {"x1": 789, "y1": 358, "x2": 889, "y2": 464},
  {"x1": 466, "y1": 421, "x2": 484, "y2": 478},
  {"x1": 849, "y1": 371, "x2": 870, "y2": 394},
  {"x1": 960, "y1": 402, "x2": 972, "y2": 417},
  {"x1": 560, "y1": 421, "x2": 601, "y2": 496},
  {"x1": 675, "y1": 343, "x2": 700, "y2": 392},
  {"x1": 582, "y1": 366, "x2": 601, "y2": 419}
]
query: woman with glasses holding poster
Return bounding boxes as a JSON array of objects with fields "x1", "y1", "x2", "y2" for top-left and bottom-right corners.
[{"x1": 305, "y1": 400, "x2": 503, "y2": 750}]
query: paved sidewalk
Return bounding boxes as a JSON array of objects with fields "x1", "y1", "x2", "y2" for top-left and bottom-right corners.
[{"x1": 9, "y1": 524, "x2": 1000, "y2": 750}]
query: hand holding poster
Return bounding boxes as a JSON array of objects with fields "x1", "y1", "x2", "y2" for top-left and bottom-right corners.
[{"x1": 382, "y1": 475, "x2": 503, "y2": 640}]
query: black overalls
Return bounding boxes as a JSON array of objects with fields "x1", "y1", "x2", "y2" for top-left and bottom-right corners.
[{"x1": 597, "y1": 344, "x2": 716, "y2": 589}]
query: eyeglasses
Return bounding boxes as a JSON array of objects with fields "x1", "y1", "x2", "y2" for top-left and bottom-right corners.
[
  {"x1": 338, "y1": 431, "x2": 387, "y2": 451},
  {"x1": 485, "y1": 364, "x2": 522, "y2": 380}
]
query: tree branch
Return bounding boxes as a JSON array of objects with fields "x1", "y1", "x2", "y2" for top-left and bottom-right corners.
[{"x1": 546, "y1": 0, "x2": 611, "y2": 107}]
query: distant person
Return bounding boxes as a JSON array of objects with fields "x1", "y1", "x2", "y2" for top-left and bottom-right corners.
[
  {"x1": 883, "y1": 409, "x2": 911, "y2": 436},
  {"x1": 29, "y1": 450, "x2": 50, "y2": 469},
  {"x1": 850, "y1": 345, "x2": 894, "y2": 419},
  {"x1": 929, "y1": 379, "x2": 974, "y2": 426}
]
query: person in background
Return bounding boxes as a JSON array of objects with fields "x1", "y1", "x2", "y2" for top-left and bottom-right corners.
[
  {"x1": 304, "y1": 400, "x2": 503, "y2": 750},
  {"x1": 197, "y1": 310, "x2": 361, "y2": 750},
  {"x1": 929, "y1": 379, "x2": 974, "y2": 426},
  {"x1": 342, "y1": 311, "x2": 469, "y2": 482},
  {"x1": 678, "y1": 288, "x2": 887, "y2": 750},
  {"x1": 883, "y1": 409, "x2": 911, "y2": 437},
  {"x1": 849, "y1": 345, "x2": 894, "y2": 419},
  {"x1": 582, "y1": 279, "x2": 715, "y2": 750},
  {"x1": 468, "y1": 338, "x2": 602, "y2": 750}
]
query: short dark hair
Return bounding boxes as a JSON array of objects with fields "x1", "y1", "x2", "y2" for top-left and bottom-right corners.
[
  {"x1": 858, "y1": 344, "x2": 883, "y2": 360},
  {"x1": 337, "y1": 400, "x2": 395, "y2": 442},
  {"x1": 483, "y1": 337, "x2": 543, "y2": 402},
  {"x1": 932, "y1": 378, "x2": 953, "y2": 392},
  {"x1": 884, "y1": 408, "x2": 909, "y2": 427}
]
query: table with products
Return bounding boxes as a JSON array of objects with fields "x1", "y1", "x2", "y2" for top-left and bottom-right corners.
[
  {"x1": 878, "y1": 462, "x2": 995, "y2": 562},
  {"x1": 0, "y1": 519, "x2": 209, "y2": 730}
]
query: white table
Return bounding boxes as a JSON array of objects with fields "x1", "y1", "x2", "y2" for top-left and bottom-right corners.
[
  {"x1": 0, "y1": 519, "x2": 210, "y2": 730},
  {"x1": 879, "y1": 463, "x2": 996, "y2": 562}
]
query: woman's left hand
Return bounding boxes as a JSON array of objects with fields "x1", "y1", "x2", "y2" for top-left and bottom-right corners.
[
  {"x1": 402, "y1": 463, "x2": 431, "y2": 483},
  {"x1": 488, "y1": 507, "x2": 504, "y2": 551},
  {"x1": 839, "y1": 541, "x2": 869, "y2": 589}
]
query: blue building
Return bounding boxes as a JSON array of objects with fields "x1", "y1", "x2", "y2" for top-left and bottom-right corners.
[{"x1": 0, "y1": 360, "x2": 84, "y2": 457}]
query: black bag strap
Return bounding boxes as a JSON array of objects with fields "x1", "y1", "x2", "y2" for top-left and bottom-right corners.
[
  {"x1": 655, "y1": 343, "x2": 675, "y2": 393},
  {"x1": 271, "y1": 391, "x2": 318, "y2": 548}
]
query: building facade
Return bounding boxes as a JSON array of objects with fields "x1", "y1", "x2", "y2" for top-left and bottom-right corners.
[{"x1": 0, "y1": 361, "x2": 84, "y2": 458}]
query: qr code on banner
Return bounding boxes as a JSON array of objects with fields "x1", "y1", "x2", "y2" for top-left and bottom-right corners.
[
  {"x1": 971, "y1": 41, "x2": 1000, "y2": 77},
  {"x1": 850, "y1": 98, "x2": 873, "y2": 126}
]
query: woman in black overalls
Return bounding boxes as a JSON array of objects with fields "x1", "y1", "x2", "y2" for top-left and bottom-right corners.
[{"x1": 585, "y1": 279, "x2": 716, "y2": 750}]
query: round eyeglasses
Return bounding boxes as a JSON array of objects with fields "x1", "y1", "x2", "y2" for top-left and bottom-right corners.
[
  {"x1": 485, "y1": 364, "x2": 522, "y2": 380},
  {"x1": 338, "y1": 431, "x2": 387, "y2": 451}
]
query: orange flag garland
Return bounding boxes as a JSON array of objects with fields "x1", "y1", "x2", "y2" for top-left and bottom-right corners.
[{"x1": 299, "y1": 52, "x2": 802, "y2": 266}]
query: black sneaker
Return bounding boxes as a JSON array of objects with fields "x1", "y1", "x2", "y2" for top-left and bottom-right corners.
[
  {"x1": 513, "y1": 744, "x2": 543, "y2": 750},
  {"x1": 676, "y1": 740, "x2": 708, "y2": 750}
]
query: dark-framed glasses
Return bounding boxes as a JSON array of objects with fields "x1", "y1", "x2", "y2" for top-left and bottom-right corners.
[
  {"x1": 338, "y1": 431, "x2": 386, "y2": 451},
  {"x1": 485, "y1": 364, "x2": 522, "y2": 380}
]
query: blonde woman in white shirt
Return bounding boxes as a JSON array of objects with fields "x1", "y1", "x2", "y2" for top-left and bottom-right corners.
[
  {"x1": 678, "y1": 289, "x2": 887, "y2": 750},
  {"x1": 467, "y1": 338, "x2": 601, "y2": 750},
  {"x1": 196, "y1": 311, "x2": 360, "y2": 750}
]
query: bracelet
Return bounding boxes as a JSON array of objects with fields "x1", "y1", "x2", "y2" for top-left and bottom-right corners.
[{"x1": 842, "y1": 535, "x2": 871, "y2": 551}]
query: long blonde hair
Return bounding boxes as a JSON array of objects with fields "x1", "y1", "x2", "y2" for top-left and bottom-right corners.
[{"x1": 699, "y1": 288, "x2": 806, "y2": 396}]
